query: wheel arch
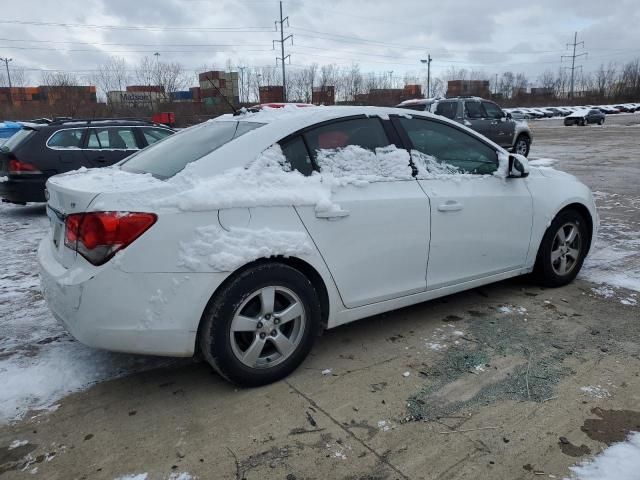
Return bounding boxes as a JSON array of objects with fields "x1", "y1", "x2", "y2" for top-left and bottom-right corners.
[
  {"x1": 194, "y1": 256, "x2": 330, "y2": 354},
  {"x1": 535, "y1": 202, "x2": 595, "y2": 263}
]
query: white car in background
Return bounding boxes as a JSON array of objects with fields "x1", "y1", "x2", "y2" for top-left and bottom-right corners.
[{"x1": 39, "y1": 106, "x2": 597, "y2": 386}]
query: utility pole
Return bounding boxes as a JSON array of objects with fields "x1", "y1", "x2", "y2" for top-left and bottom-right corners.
[
  {"x1": 0, "y1": 57, "x2": 13, "y2": 105},
  {"x1": 273, "y1": 1, "x2": 292, "y2": 102},
  {"x1": 420, "y1": 55, "x2": 432, "y2": 98},
  {"x1": 494, "y1": 73, "x2": 498, "y2": 95},
  {"x1": 561, "y1": 32, "x2": 587, "y2": 99}
]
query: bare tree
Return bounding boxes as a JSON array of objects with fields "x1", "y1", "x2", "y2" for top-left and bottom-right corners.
[{"x1": 92, "y1": 56, "x2": 130, "y2": 102}]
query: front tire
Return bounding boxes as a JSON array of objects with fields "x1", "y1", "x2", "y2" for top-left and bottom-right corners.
[
  {"x1": 199, "y1": 263, "x2": 321, "y2": 387},
  {"x1": 533, "y1": 210, "x2": 588, "y2": 287},
  {"x1": 512, "y1": 134, "x2": 531, "y2": 157}
]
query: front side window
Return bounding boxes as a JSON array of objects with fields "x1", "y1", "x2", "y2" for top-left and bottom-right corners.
[
  {"x1": 142, "y1": 127, "x2": 173, "y2": 146},
  {"x1": 121, "y1": 120, "x2": 264, "y2": 179},
  {"x1": 482, "y1": 101, "x2": 504, "y2": 119},
  {"x1": 303, "y1": 117, "x2": 389, "y2": 160},
  {"x1": 465, "y1": 101, "x2": 486, "y2": 119},
  {"x1": 48, "y1": 129, "x2": 84, "y2": 149},
  {"x1": 397, "y1": 117, "x2": 498, "y2": 174},
  {"x1": 87, "y1": 127, "x2": 138, "y2": 149}
]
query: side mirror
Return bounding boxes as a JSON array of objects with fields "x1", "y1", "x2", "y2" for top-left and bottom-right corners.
[
  {"x1": 505, "y1": 112, "x2": 513, "y2": 120},
  {"x1": 508, "y1": 154, "x2": 529, "y2": 178}
]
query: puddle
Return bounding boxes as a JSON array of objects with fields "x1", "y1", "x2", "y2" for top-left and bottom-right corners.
[{"x1": 581, "y1": 408, "x2": 640, "y2": 445}]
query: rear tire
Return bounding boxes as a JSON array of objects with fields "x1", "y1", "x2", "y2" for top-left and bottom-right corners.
[
  {"x1": 599, "y1": 119, "x2": 604, "y2": 125},
  {"x1": 533, "y1": 209, "x2": 588, "y2": 287},
  {"x1": 199, "y1": 262, "x2": 321, "y2": 387}
]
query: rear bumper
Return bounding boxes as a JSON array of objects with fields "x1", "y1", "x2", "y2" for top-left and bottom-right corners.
[
  {"x1": 38, "y1": 238, "x2": 225, "y2": 357},
  {"x1": 0, "y1": 175, "x2": 47, "y2": 203}
]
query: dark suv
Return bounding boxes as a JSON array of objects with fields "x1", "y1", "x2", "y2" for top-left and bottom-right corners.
[
  {"x1": 0, "y1": 118, "x2": 174, "y2": 204},
  {"x1": 398, "y1": 96, "x2": 533, "y2": 157}
]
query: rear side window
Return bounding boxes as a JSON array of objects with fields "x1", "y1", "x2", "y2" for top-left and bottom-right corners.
[
  {"x1": 397, "y1": 103, "x2": 430, "y2": 112},
  {"x1": 48, "y1": 129, "x2": 84, "y2": 149},
  {"x1": 121, "y1": 121, "x2": 263, "y2": 179},
  {"x1": 434, "y1": 102, "x2": 458, "y2": 119},
  {"x1": 87, "y1": 127, "x2": 138, "y2": 149},
  {"x1": 142, "y1": 127, "x2": 173, "y2": 146},
  {"x1": 464, "y1": 102, "x2": 486, "y2": 119},
  {"x1": 280, "y1": 136, "x2": 314, "y2": 176},
  {"x1": 397, "y1": 117, "x2": 498, "y2": 174},
  {"x1": 303, "y1": 118, "x2": 389, "y2": 159},
  {"x1": 1, "y1": 128, "x2": 35, "y2": 151}
]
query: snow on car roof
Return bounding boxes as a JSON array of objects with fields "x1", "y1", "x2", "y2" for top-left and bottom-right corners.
[{"x1": 212, "y1": 104, "x2": 431, "y2": 126}]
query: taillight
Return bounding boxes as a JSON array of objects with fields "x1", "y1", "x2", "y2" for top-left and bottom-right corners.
[
  {"x1": 8, "y1": 159, "x2": 42, "y2": 174},
  {"x1": 64, "y1": 212, "x2": 157, "y2": 266}
]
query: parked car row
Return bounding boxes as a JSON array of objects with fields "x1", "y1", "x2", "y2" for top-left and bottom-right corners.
[
  {"x1": 0, "y1": 118, "x2": 174, "y2": 204},
  {"x1": 504, "y1": 102, "x2": 640, "y2": 119}
]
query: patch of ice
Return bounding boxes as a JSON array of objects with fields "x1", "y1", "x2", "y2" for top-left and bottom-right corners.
[
  {"x1": 529, "y1": 158, "x2": 557, "y2": 167},
  {"x1": 453, "y1": 330, "x2": 465, "y2": 336},
  {"x1": 321, "y1": 368, "x2": 332, "y2": 376},
  {"x1": 580, "y1": 385, "x2": 611, "y2": 399},
  {"x1": 474, "y1": 365, "x2": 486, "y2": 372},
  {"x1": 592, "y1": 286, "x2": 615, "y2": 299},
  {"x1": 566, "y1": 432, "x2": 640, "y2": 480},
  {"x1": 621, "y1": 298, "x2": 637, "y2": 306},
  {"x1": 9, "y1": 439, "x2": 29, "y2": 450},
  {"x1": 114, "y1": 474, "x2": 148, "y2": 480},
  {"x1": 377, "y1": 420, "x2": 391, "y2": 431},
  {"x1": 168, "y1": 474, "x2": 194, "y2": 480},
  {"x1": 402, "y1": 371, "x2": 411, "y2": 377},
  {"x1": 178, "y1": 225, "x2": 313, "y2": 272},
  {"x1": 427, "y1": 342, "x2": 445, "y2": 351}
]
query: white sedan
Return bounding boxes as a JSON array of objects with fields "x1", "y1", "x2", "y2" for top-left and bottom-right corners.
[{"x1": 39, "y1": 106, "x2": 597, "y2": 386}]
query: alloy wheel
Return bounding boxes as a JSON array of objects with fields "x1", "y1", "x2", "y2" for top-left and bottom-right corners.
[
  {"x1": 516, "y1": 139, "x2": 528, "y2": 155},
  {"x1": 550, "y1": 222, "x2": 582, "y2": 276},
  {"x1": 229, "y1": 286, "x2": 306, "y2": 369}
]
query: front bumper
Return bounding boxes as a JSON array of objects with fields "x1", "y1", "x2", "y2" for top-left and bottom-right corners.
[{"x1": 38, "y1": 238, "x2": 223, "y2": 357}]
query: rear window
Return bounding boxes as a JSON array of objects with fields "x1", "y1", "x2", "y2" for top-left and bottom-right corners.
[
  {"x1": 434, "y1": 102, "x2": 458, "y2": 119},
  {"x1": 1, "y1": 128, "x2": 35, "y2": 152},
  {"x1": 121, "y1": 121, "x2": 263, "y2": 179}
]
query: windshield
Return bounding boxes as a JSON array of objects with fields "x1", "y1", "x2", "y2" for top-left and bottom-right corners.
[
  {"x1": 1, "y1": 128, "x2": 35, "y2": 152},
  {"x1": 121, "y1": 120, "x2": 264, "y2": 179}
]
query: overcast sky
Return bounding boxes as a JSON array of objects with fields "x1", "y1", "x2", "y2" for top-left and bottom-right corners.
[{"x1": 1, "y1": 0, "x2": 639, "y2": 86}]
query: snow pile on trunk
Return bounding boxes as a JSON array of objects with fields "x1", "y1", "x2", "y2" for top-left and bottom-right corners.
[
  {"x1": 566, "y1": 432, "x2": 640, "y2": 480},
  {"x1": 48, "y1": 166, "x2": 159, "y2": 192},
  {"x1": 179, "y1": 225, "x2": 313, "y2": 272}
]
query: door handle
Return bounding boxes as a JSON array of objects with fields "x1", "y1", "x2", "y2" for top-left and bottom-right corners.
[
  {"x1": 438, "y1": 201, "x2": 463, "y2": 212},
  {"x1": 315, "y1": 208, "x2": 350, "y2": 219}
]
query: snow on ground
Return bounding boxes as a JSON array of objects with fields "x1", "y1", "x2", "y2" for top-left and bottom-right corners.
[
  {"x1": 566, "y1": 432, "x2": 640, "y2": 480},
  {"x1": 580, "y1": 191, "x2": 640, "y2": 295},
  {"x1": 0, "y1": 203, "x2": 170, "y2": 424}
]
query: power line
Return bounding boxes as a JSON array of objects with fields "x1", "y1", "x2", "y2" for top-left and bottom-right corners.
[
  {"x1": 0, "y1": 19, "x2": 273, "y2": 32},
  {"x1": 561, "y1": 31, "x2": 588, "y2": 98}
]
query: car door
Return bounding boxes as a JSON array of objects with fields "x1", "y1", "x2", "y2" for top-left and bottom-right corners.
[
  {"x1": 463, "y1": 100, "x2": 492, "y2": 139},
  {"x1": 482, "y1": 101, "x2": 514, "y2": 147},
  {"x1": 46, "y1": 128, "x2": 88, "y2": 173},
  {"x1": 392, "y1": 116, "x2": 533, "y2": 290},
  {"x1": 84, "y1": 126, "x2": 140, "y2": 167},
  {"x1": 291, "y1": 117, "x2": 431, "y2": 308}
]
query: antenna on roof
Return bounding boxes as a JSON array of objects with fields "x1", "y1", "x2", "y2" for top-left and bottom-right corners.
[{"x1": 202, "y1": 72, "x2": 238, "y2": 115}]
